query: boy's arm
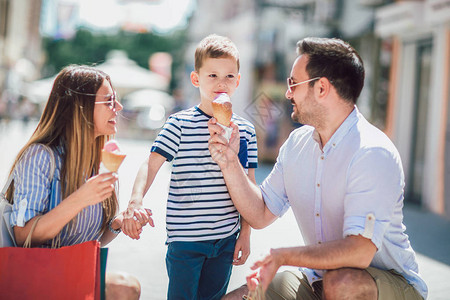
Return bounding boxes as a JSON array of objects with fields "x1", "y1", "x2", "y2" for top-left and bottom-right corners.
[
  {"x1": 233, "y1": 168, "x2": 256, "y2": 265},
  {"x1": 122, "y1": 152, "x2": 166, "y2": 239},
  {"x1": 129, "y1": 151, "x2": 166, "y2": 206}
]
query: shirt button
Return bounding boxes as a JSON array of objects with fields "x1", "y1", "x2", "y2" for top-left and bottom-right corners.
[
  {"x1": 316, "y1": 213, "x2": 320, "y2": 217},
  {"x1": 318, "y1": 241, "x2": 322, "y2": 244},
  {"x1": 312, "y1": 277, "x2": 316, "y2": 280},
  {"x1": 320, "y1": 156, "x2": 324, "y2": 160},
  {"x1": 333, "y1": 143, "x2": 336, "y2": 147},
  {"x1": 317, "y1": 183, "x2": 320, "y2": 187}
]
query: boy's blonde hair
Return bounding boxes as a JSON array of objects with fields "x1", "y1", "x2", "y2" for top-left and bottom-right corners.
[{"x1": 194, "y1": 34, "x2": 240, "y2": 72}]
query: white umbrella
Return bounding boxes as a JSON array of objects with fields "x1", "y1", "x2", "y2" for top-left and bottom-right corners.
[
  {"x1": 96, "y1": 50, "x2": 169, "y2": 95},
  {"x1": 123, "y1": 88, "x2": 175, "y2": 130},
  {"x1": 25, "y1": 50, "x2": 169, "y2": 104},
  {"x1": 123, "y1": 88, "x2": 174, "y2": 109}
]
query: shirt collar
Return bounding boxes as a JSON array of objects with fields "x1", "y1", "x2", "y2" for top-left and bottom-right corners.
[
  {"x1": 314, "y1": 105, "x2": 359, "y2": 154},
  {"x1": 195, "y1": 105, "x2": 212, "y2": 118}
]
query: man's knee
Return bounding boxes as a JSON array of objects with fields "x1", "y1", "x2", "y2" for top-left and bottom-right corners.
[
  {"x1": 105, "y1": 272, "x2": 141, "y2": 300},
  {"x1": 266, "y1": 271, "x2": 302, "y2": 300},
  {"x1": 322, "y1": 268, "x2": 377, "y2": 300}
]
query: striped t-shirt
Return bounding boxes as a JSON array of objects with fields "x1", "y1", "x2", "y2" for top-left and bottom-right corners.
[
  {"x1": 151, "y1": 106, "x2": 258, "y2": 243},
  {"x1": 10, "y1": 143, "x2": 104, "y2": 247}
]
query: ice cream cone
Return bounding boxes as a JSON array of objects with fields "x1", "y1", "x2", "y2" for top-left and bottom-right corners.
[
  {"x1": 212, "y1": 93, "x2": 232, "y2": 127},
  {"x1": 101, "y1": 150, "x2": 126, "y2": 172}
]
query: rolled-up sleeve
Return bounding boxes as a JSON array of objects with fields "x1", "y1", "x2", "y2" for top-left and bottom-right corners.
[
  {"x1": 10, "y1": 144, "x2": 53, "y2": 227},
  {"x1": 260, "y1": 143, "x2": 290, "y2": 217},
  {"x1": 343, "y1": 147, "x2": 404, "y2": 250}
]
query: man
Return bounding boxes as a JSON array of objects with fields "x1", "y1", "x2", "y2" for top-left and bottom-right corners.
[{"x1": 208, "y1": 37, "x2": 427, "y2": 300}]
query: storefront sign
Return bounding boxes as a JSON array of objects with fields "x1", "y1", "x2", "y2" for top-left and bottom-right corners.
[
  {"x1": 375, "y1": 2, "x2": 424, "y2": 38},
  {"x1": 425, "y1": 0, "x2": 450, "y2": 24}
]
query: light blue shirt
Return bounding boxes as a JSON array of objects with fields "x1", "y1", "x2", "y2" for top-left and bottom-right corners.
[
  {"x1": 10, "y1": 143, "x2": 104, "y2": 247},
  {"x1": 260, "y1": 107, "x2": 428, "y2": 298}
]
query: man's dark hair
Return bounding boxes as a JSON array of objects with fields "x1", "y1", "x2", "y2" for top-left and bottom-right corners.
[{"x1": 297, "y1": 37, "x2": 365, "y2": 104}]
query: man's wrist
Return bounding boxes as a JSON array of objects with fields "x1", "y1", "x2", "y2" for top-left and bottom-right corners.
[
  {"x1": 270, "y1": 248, "x2": 286, "y2": 267},
  {"x1": 221, "y1": 155, "x2": 241, "y2": 173}
]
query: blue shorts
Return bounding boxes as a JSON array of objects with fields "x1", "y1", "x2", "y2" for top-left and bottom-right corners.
[{"x1": 165, "y1": 233, "x2": 237, "y2": 300}]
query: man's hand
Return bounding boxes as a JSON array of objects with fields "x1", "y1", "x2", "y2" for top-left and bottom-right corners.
[
  {"x1": 249, "y1": 248, "x2": 284, "y2": 291},
  {"x1": 207, "y1": 118, "x2": 239, "y2": 169}
]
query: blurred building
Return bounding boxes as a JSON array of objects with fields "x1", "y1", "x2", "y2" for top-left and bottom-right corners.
[
  {"x1": 0, "y1": 0, "x2": 43, "y2": 92},
  {"x1": 374, "y1": 0, "x2": 450, "y2": 217},
  {"x1": 0, "y1": 0, "x2": 43, "y2": 123},
  {"x1": 186, "y1": 0, "x2": 450, "y2": 218},
  {"x1": 184, "y1": 0, "x2": 382, "y2": 161},
  {"x1": 182, "y1": 0, "x2": 257, "y2": 114}
]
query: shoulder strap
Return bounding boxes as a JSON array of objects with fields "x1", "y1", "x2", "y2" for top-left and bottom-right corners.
[
  {"x1": 0, "y1": 173, "x2": 14, "y2": 199},
  {"x1": 0, "y1": 144, "x2": 57, "y2": 203},
  {"x1": 23, "y1": 215, "x2": 43, "y2": 248}
]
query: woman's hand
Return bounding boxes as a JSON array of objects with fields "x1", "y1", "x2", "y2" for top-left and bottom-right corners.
[
  {"x1": 73, "y1": 172, "x2": 118, "y2": 207},
  {"x1": 122, "y1": 204, "x2": 154, "y2": 240}
]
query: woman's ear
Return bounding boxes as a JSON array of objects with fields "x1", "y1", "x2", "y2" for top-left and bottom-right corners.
[{"x1": 190, "y1": 71, "x2": 200, "y2": 87}]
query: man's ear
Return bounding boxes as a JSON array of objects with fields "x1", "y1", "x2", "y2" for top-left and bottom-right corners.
[
  {"x1": 190, "y1": 71, "x2": 200, "y2": 87},
  {"x1": 315, "y1": 77, "x2": 331, "y2": 100}
]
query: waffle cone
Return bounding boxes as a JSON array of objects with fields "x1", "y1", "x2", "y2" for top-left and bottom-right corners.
[
  {"x1": 101, "y1": 150, "x2": 126, "y2": 172},
  {"x1": 212, "y1": 101, "x2": 232, "y2": 127}
]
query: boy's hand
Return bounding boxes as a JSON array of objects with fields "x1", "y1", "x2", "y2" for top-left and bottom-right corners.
[
  {"x1": 233, "y1": 231, "x2": 250, "y2": 265},
  {"x1": 122, "y1": 205, "x2": 154, "y2": 240}
]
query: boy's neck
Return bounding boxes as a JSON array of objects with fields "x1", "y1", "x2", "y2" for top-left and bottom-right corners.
[{"x1": 198, "y1": 101, "x2": 213, "y2": 116}]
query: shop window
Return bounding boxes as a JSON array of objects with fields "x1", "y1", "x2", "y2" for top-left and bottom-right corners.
[{"x1": 407, "y1": 40, "x2": 432, "y2": 204}]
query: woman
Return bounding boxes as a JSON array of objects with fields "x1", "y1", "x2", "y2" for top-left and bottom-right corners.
[{"x1": 6, "y1": 65, "x2": 125, "y2": 247}]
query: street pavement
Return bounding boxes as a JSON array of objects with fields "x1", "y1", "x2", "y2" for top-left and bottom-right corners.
[{"x1": 1, "y1": 120, "x2": 449, "y2": 299}]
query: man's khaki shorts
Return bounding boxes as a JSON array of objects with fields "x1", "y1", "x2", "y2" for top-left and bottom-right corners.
[{"x1": 265, "y1": 268, "x2": 423, "y2": 300}]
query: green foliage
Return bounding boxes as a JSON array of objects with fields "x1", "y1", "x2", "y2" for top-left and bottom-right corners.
[{"x1": 42, "y1": 28, "x2": 188, "y2": 90}]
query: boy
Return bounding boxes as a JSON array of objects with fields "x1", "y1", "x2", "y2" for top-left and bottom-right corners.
[{"x1": 123, "y1": 34, "x2": 258, "y2": 300}]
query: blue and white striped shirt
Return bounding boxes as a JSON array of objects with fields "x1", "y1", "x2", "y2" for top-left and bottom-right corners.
[
  {"x1": 152, "y1": 106, "x2": 258, "y2": 243},
  {"x1": 10, "y1": 143, "x2": 104, "y2": 247}
]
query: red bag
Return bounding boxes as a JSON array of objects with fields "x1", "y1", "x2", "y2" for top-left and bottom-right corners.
[{"x1": 0, "y1": 240, "x2": 101, "y2": 300}]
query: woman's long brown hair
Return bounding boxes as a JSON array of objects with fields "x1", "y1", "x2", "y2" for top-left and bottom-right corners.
[{"x1": 7, "y1": 65, "x2": 118, "y2": 232}]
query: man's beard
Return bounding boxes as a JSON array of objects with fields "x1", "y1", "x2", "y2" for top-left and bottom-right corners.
[{"x1": 291, "y1": 90, "x2": 326, "y2": 127}]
